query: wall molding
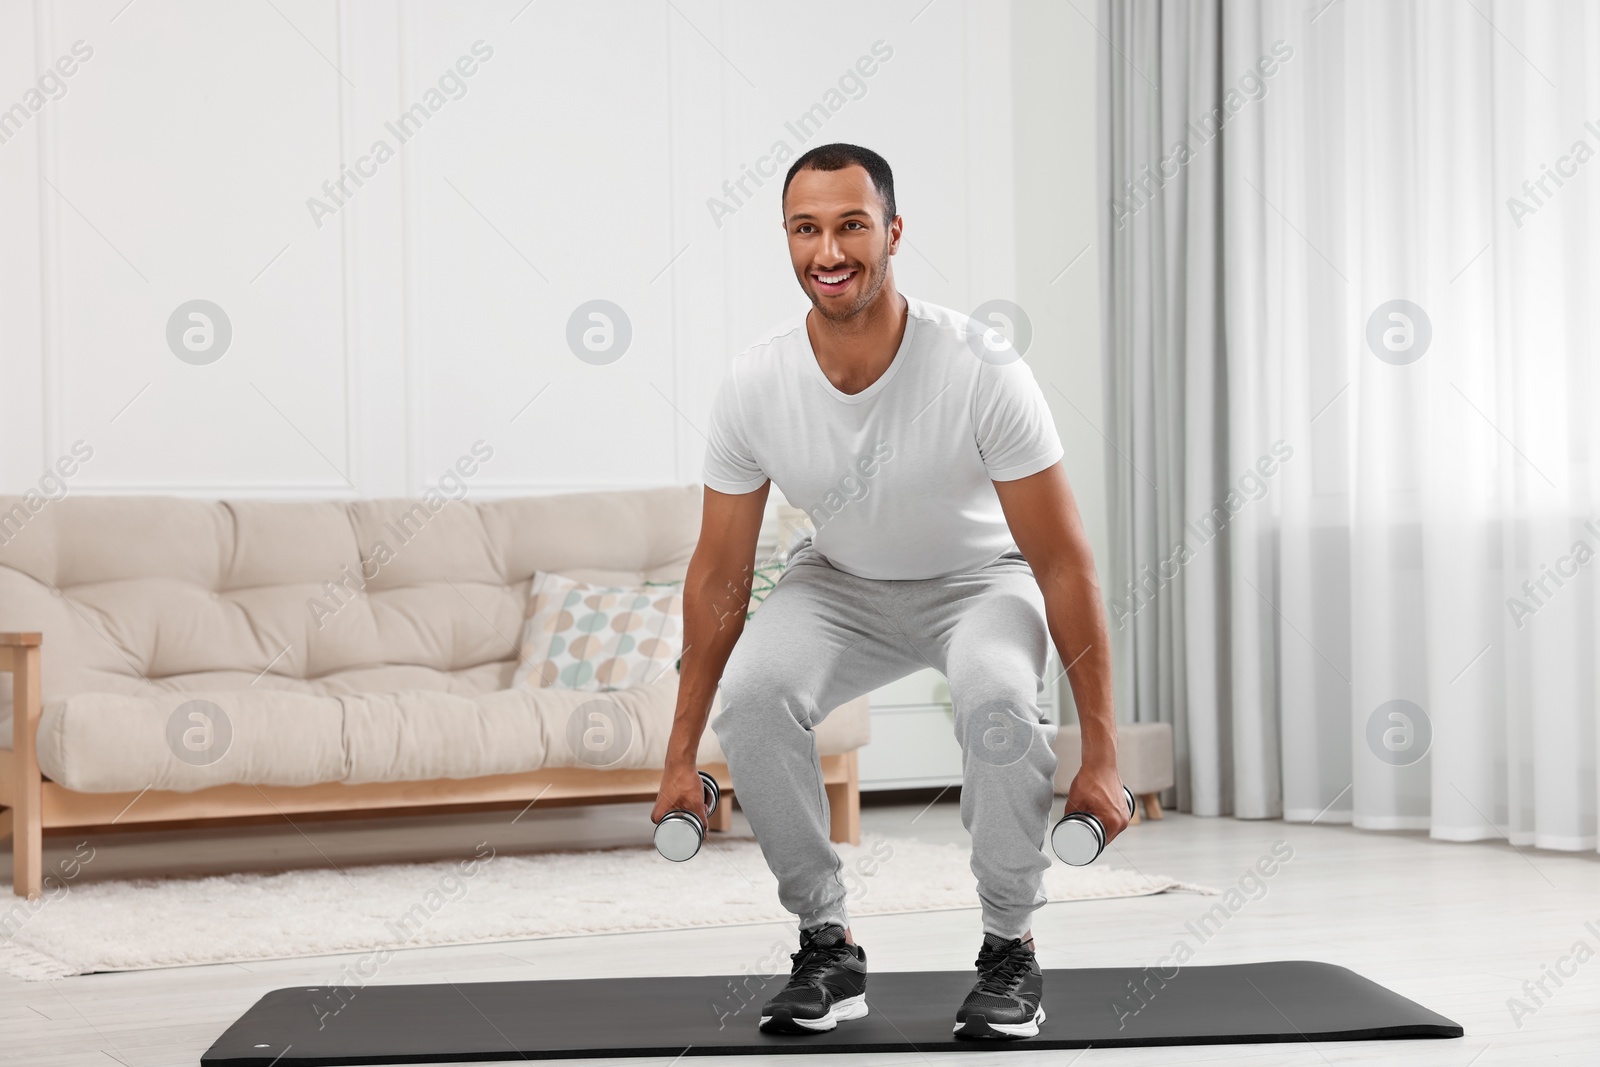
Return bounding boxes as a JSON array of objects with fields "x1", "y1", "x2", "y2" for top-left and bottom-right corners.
[
  {"x1": 4, "y1": 1, "x2": 1017, "y2": 501},
  {"x1": 36, "y1": 0, "x2": 61, "y2": 471}
]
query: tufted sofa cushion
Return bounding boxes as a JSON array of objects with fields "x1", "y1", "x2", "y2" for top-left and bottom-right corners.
[{"x1": 0, "y1": 487, "x2": 870, "y2": 791}]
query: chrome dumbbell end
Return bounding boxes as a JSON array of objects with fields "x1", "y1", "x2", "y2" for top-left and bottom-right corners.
[
  {"x1": 1050, "y1": 784, "x2": 1135, "y2": 866},
  {"x1": 654, "y1": 770, "x2": 721, "y2": 862}
]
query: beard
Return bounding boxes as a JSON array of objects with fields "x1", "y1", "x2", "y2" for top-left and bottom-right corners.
[{"x1": 806, "y1": 242, "x2": 891, "y2": 324}]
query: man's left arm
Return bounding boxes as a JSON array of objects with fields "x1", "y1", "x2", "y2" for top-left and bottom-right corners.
[{"x1": 993, "y1": 461, "x2": 1129, "y2": 843}]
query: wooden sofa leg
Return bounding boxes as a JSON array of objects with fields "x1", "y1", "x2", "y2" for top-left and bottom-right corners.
[
  {"x1": 826, "y1": 751, "x2": 861, "y2": 846},
  {"x1": 12, "y1": 804, "x2": 40, "y2": 900},
  {"x1": 706, "y1": 791, "x2": 734, "y2": 832},
  {"x1": 1140, "y1": 792, "x2": 1164, "y2": 820},
  {"x1": 5, "y1": 637, "x2": 44, "y2": 899}
]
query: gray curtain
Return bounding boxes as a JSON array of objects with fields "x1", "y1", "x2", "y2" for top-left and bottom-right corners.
[
  {"x1": 1098, "y1": 0, "x2": 1281, "y2": 819},
  {"x1": 1099, "y1": 0, "x2": 1600, "y2": 849}
]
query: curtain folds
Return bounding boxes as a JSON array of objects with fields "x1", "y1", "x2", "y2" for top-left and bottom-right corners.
[{"x1": 1099, "y1": 0, "x2": 1600, "y2": 853}]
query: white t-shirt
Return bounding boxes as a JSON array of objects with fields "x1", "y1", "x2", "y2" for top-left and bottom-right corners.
[{"x1": 702, "y1": 295, "x2": 1064, "y2": 580}]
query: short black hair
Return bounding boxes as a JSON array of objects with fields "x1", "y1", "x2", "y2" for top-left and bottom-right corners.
[{"x1": 781, "y1": 143, "x2": 896, "y2": 225}]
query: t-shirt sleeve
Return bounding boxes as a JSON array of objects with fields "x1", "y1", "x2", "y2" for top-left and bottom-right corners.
[
  {"x1": 973, "y1": 356, "x2": 1065, "y2": 481},
  {"x1": 701, "y1": 365, "x2": 770, "y2": 494}
]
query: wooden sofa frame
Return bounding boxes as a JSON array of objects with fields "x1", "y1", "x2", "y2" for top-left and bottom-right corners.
[{"x1": 0, "y1": 633, "x2": 862, "y2": 899}]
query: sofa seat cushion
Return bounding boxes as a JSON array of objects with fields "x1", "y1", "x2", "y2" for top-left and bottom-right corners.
[
  {"x1": 0, "y1": 661, "x2": 519, "y2": 752},
  {"x1": 33, "y1": 676, "x2": 872, "y2": 793}
]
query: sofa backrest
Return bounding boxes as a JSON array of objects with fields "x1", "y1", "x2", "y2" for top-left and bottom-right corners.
[{"x1": 0, "y1": 486, "x2": 702, "y2": 711}]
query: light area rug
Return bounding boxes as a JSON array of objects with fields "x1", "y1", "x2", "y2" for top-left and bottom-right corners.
[{"x1": 0, "y1": 833, "x2": 1216, "y2": 980}]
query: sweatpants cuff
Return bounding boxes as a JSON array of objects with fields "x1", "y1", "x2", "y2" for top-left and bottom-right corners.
[
  {"x1": 982, "y1": 912, "x2": 1036, "y2": 942},
  {"x1": 801, "y1": 903, "x2": 851, "y2": 932}
]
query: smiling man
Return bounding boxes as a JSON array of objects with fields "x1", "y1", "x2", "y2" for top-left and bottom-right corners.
[{"x1": 652, "y1": 143, "x2": 1125, "y2": 1041}]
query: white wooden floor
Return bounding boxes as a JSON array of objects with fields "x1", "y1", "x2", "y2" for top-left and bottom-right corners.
[{"x1": 2, "y1": 792, "x2": 1596, "y2": 1065}]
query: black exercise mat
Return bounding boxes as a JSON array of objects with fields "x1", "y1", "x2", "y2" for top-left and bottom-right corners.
[{"x1": 203, "y1": 960, "x2": 1462, "y2": 1064}]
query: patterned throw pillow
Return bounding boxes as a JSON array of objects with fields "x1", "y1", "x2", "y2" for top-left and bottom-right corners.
[{"x1": 511, "y1": 573, "x2": 684, "y2": 692}]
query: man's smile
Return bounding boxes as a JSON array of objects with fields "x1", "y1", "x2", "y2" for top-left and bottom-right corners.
[{"x1": 811, "y1": 268, "x2": 858, "y2": 296}]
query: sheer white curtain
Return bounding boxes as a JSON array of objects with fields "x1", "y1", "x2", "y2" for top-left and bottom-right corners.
[{"x1": 1102, "y1": 0, "x2": 1599, "y2": 852}]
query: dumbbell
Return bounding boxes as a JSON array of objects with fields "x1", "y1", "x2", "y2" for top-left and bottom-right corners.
[
  {"x1": 654, "y1": 770, "x2": 721, "y2": 862},
  {"x1": 1050, "y1": 784, "x2": 1135, "y2": 866}
]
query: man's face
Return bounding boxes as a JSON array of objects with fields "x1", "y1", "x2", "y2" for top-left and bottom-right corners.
[{"x1": 783, "y1": 165, "x2": 901, "y2": 323}]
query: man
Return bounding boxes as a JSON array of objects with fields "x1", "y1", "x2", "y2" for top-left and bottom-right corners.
[{"x1": 650, "y1": 143, "x2": 1125, "y2": 1041}]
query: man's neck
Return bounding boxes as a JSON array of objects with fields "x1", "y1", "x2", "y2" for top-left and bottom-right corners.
[{"x1": 807, "y1": 288, "x2": 908, "y2": 395}]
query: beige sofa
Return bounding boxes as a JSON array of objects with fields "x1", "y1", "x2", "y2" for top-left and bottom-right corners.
[{"x1": 0, "y1": 485, "x2": 871, "y2": 898}]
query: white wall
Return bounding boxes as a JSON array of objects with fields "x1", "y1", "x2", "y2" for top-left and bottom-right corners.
[
  {"x1": 0, "y1": 0, "x2": 1020, "y2": 500},
  {"x1": 1011, "y1": 0, "x2": 1104, "y2": 722}
]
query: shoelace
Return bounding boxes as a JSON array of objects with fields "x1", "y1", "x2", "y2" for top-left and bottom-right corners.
[
  {"x1": 788, "y1": 932, "x2": 853, "y2": 985},
  {"x1": 972, "y1": 941, "x2": 1034, "y2": 996}
]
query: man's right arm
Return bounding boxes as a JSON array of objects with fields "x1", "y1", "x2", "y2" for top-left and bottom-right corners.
[{"x1": 650, "y1": 480, "x2": 771, "y2": 825}]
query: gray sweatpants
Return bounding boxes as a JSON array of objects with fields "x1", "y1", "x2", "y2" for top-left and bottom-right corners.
[{"x1": 710, "y1": 535, "x2": 1059, "y2": 941}]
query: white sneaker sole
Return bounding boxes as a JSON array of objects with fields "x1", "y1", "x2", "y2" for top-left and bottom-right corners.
[
  {"x1": 760, "y1": 993, "x2": 868, "y2": 1033},
  {"x1": 953, "y1": 1003, "x2": 1046, "y2": 1039}
]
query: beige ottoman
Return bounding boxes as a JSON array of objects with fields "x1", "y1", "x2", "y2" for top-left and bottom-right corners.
[{"x1": 1050, "y1": 721, "x2": 1174, "y2": 824}]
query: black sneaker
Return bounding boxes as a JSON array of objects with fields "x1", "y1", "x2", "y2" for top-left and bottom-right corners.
[
  {"x1": 758, "y1": 923, "x2": 868, "y2": 1034},
  {"x1": 952, "y1": 932, "x2": 1046, "y2": 1039}
]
